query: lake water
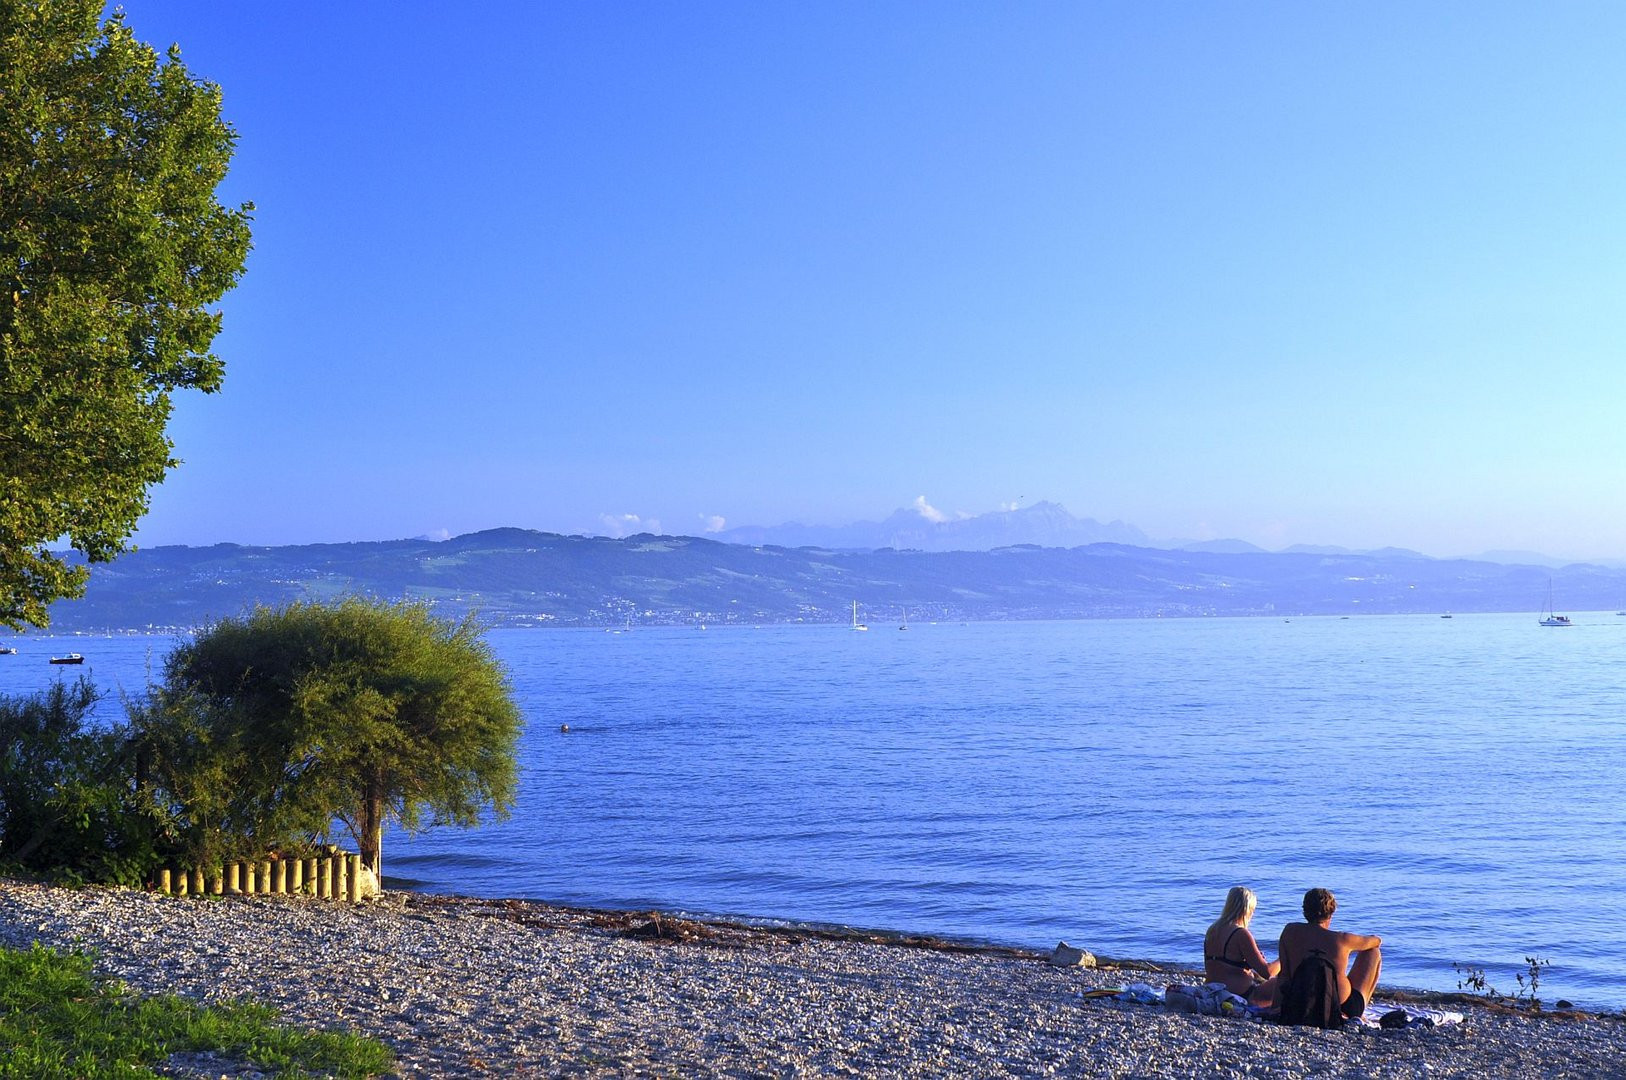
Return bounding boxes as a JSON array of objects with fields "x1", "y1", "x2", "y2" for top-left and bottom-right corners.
[{"x1": 5, "y1": 613, "x2": 1624, "y2": 1009}]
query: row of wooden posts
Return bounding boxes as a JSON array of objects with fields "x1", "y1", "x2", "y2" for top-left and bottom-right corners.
[{"x1": 155, "y1": 853, "x2": 369, "y2": 902}]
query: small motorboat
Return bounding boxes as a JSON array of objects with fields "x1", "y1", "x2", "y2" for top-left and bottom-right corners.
[
  {"x1": 48, "y1": 653, "x2": 84, "y2": 665},
  {"x1": 0, "y1": 645, "x2": 16, "y2": 654}
]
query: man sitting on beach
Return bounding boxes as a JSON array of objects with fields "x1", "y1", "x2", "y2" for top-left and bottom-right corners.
[{"x1": 1277, "y1": 888, "x2": 1382, "y2": 1024}]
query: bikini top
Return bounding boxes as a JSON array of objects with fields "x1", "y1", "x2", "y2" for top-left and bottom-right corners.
[{"x1": 1207, "y1": 926, "x2": 1256, "y2": 973}]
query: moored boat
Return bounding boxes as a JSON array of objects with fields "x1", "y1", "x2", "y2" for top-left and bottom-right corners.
[
  {"x1": 49, "y1": 653, "x2": 84, "y2": 664},
  {"x1": 1539, "y1": 581, "x2": 1571, "y2": 627}
]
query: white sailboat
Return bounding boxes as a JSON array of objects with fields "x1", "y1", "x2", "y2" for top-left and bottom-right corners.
[
  {"x1": 850, "y1": 601, "x2": 868, "y2": 631},
  {"x1": 899, "y1": 607, "x2": 909, "y2": 631},
  {"x1": 1539, "y1": 580, "x2": 1572, "y2": 627}
]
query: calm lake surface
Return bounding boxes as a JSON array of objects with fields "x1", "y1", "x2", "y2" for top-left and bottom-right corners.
[{"x1": 6, "y1": 613, "x2": 1625, "y2": 1009}]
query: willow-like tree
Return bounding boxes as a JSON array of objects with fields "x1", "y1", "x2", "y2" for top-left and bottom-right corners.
[
  {"x1": 142, "y1": 599, "x2": 522, "y2": 880},
  {"x1": 1, "y1": 1, "x2": 252, "y2": 628}
]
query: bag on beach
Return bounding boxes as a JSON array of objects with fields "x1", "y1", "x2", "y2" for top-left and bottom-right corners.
[{"x1": 1277, "y1": 953, "x2": 1342, "y2": 1029}]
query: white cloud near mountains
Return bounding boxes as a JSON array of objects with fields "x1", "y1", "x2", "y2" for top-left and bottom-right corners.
[
  {"x1": 599, "y1": 513, "x2": 661, "y2": 538},
  {"x1": 911, "y1": 496, "x2": 976, "y2": 523},
  {"x1": 700, "y1": 514, "x2": 726, "y2": 533},
  {"x1": 912, "y1": 495, "x2": 948, "y2": 523}
]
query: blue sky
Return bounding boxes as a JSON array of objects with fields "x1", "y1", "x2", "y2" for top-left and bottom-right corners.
[{"x1": 116, "y1": 2, "x2": 1626, "y2": 560}]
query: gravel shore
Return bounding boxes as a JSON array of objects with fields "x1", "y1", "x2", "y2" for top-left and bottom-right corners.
[{"x1": 1, "y1": 881, "x2": 1622, "y2": 1078}]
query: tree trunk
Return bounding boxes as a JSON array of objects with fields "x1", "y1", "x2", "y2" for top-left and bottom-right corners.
[{"x1": 358, "y1": 773, "x2": 384, "y2": 881}]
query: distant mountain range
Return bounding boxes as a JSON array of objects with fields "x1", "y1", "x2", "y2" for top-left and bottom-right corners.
[
  {"x1": 715, "y1": 501, "x2": 1597, "y2": 566},
  {"x1": 28, "y1": 525, "x2": 1626, "y2": 633},
  {"x1": 716, "y1": 501, "x2": 1151, "y2": 551}
]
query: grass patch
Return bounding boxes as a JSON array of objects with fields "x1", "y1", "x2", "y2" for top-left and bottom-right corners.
[{"x1": 0, "y1": 942, "x2": 393, "y2": 1079}]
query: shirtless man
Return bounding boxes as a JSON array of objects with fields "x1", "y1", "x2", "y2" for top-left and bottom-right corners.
[{"x1": 1277, "y1": 888, "x2": 1382, "y2": 1021}]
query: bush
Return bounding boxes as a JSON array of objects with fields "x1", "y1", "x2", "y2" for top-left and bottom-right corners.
[
  {"x1": 133, "y1": 598, "x2": 521, "y2": 879},
  {"x1": 0, "y1": 682, "x2": 158, "y2": 885},
  {"x1": 1, "y1": 598, "x2": 521, "y2": 887}
]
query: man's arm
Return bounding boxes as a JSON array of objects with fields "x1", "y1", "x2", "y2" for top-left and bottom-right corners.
[{"x1": 1338, "y1": 930, "x2": 1381, "y2": 952}]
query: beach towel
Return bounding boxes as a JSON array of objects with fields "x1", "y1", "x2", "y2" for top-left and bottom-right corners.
[
  {"x1": 1099, "y1": 982, "x2": 1464, "y2": 1030},
  {"x1": 1354, "y1": 1004, "x2": 1465, "y2": 1029}
]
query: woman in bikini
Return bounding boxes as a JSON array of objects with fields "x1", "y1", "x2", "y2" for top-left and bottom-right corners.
[{"x1": 1203, "y1": 886, "x2": 1282, "y2": 1006}]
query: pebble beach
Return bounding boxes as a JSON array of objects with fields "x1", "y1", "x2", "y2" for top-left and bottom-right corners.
[{"x1": 2, "y1": 881, "x2": 1623, "y2": 1079}]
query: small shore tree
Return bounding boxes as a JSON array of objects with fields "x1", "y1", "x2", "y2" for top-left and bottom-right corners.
[{"x1": 138, "y1": 599, "x2": 521, "y2": 879}]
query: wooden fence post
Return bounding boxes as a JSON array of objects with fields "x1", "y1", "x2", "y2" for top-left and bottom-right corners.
[
  {"x1": 191, "y1": 869, "x2": 205, "y2": 895},
  {"x1": 348, "y1": 854, "x2": 363, "y2": 901},
  {"x1": 259, "y1": 860, "x2": 272, "y2": 895},
  {"x1": 244, "y1": 864, "x2": 257, "y2": 894},
  {"x1": 291, "y1": 858, "x2": 304, "y2": 894},
  {"x1": 335, "y1": 854, "x2": 349, "y2": 901},
  {"x1": 158, "y1": 869, "x2": 171, "y2": 894},
  {"x1": 305, "y1": 857, "x2": 318, "y2": 895},
  {"x1": 175, "y1": 870, "x2": 188, "y2": 897},
  {"x1": 226, "y1": 862, "x2": 240, "y2": 895},
  {"x1": 274, "y1": 859, "x2": 288, "y2": 895},
  {"x1": 210, "y1": 869, "x2": 224, "y2": 895},
  {"x1": 320, "y1": 857, "x2": 333, "y2": 899}
]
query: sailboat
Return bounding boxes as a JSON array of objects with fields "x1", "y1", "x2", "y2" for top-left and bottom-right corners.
[
  {"x1": 1539, "y1": 580, "x2": 1572, "y2": 627},
  {"x1": 850, "y1": 601, "x2": 868, "y2": 631},
  {"x1": 899, "y1": 607, "x2": 909, "y2": 631}
]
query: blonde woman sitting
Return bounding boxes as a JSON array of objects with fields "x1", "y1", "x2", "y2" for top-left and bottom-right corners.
[{"x1": 1203, "y1": 886, "x2": 1282, "y2": 1006}]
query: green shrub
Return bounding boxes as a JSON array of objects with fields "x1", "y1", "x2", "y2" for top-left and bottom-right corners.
[
  {"x1": 134, "y1": 598, "x2": 521, "y2": 880},
  {"x1": 2, "y1": 598, "x2": 520, "y2": 887},
  {"x1": 0, "y1": 682, "x2": 159, "y2": 885}
]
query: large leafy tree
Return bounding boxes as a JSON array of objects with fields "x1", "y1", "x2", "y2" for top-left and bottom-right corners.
[
  {"x1": 1, "y1": 0, "x2": 252, "y2": 628},
  {"x1": 139, "y1": 599, "x2": 523, "y2": 880}
]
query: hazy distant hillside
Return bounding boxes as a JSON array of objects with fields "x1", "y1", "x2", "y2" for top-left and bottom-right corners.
[
  {"x1": 717, "y1": 501, "x2": 1150, "y2": 551},
  {"x1": 31, "y1": 528, "x2": 1626, "y2": 632}
]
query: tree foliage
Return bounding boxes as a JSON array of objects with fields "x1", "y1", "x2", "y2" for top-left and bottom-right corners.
[
  {"x1": 0, "y1": 0, "x2": 253, "y2": 628},
  {"x1": 138, "y1": 599, "x2": 523, "y2": 877},
  {"x1": 0, "y1": 680, "x2": 156, "y2": 885}
]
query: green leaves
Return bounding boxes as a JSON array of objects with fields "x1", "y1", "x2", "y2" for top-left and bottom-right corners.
[
  {"x1": 0, "y1": 1, "x2": 252, "y2": 628},
  {"x1": 0, "y1": 680, "x2": 158, "y2": 885},
  {"x1": 137, "y1": 599, "x2": 522, "y2": 873}
]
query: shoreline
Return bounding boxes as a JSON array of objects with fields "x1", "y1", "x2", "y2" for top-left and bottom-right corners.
[
  {"x1": 389, "y1": 884, "x2": 1616, "y2": 1015},
  {"x1": 3, "y1": 881, "x2": 1624, "y2": 1078}
]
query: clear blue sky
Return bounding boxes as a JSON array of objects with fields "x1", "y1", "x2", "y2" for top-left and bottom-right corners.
[{"x1": 115, "y1": 2, "x2": 1626, "y2": 560}]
